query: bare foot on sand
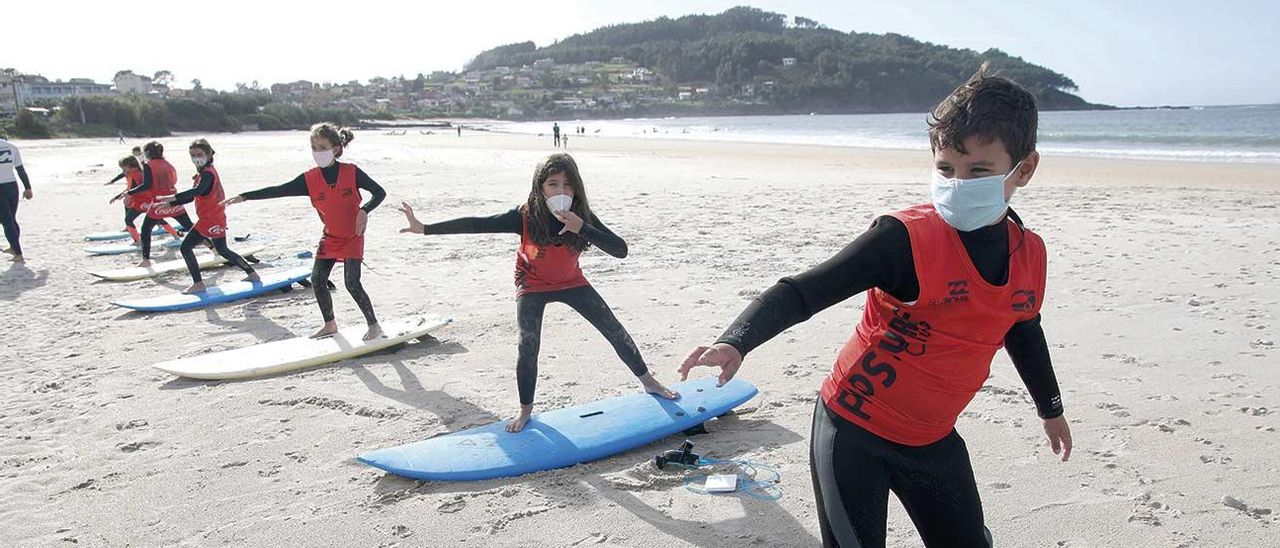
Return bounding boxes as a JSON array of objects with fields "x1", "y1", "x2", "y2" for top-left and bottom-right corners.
[
  {"x1": 137, "y1": 259, "x2": 152, "y2": 268},
  {"x1": 362, "y1": 323, "x2": 383, "y2": 341}
]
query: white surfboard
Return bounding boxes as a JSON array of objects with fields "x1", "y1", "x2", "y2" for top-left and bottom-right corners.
[
  {"x1": 89, "y1": 243, "x2": 267, "y2": 282},
  {"x1": 153, "y1": 314, "x2": 452, "y2": 380}
]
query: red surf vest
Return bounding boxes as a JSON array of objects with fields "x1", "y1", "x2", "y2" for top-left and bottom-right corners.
[
  {"x1": 514, "y1": 209, "x2": 589, "y2": 296},
  {"x1": 304, "y1": 163, "x2": 361, "y2": 238},
  {"x1": 193, "y1": 165, "x2": 227, "y2": 233},
  {"x1": 124, "y1": 169, "x2": 147, "y2": 208},
  {"x1": 148, "y1": 158, "x2": 179, "y2": 196},
  {"x1": 819, "y1": 204, "x2": 1047, "y2": 446}
]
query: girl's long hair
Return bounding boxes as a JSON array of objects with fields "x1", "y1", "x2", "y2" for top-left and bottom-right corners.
[{"x1": 523, "y1": 153, "x2": 593, "y2": 251}]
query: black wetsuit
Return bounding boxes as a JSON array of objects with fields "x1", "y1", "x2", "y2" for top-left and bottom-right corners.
[
  {"x1": 423, "y1": 209, "x2": 646, "y2": 405},
  {"x1": 167, "y1": 166, "x2": 255, "y2": 284},
  {"x1": 0, "y1": 165, "x2": 30, "y2": 256},
  {"x1": 717, "y1": 211, "x2": 1063, "y2": 548},
  {"x1": 241, "y1": 163, "x2": 386, "y2": 325}
]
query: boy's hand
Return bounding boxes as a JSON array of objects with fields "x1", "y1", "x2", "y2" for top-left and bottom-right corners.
[
  {"x1": 554, "y1": 210, "x2": 583, "y2": 235},
  {"x1": 221, "y1": 195, "x2": 245, "y2": 207},
  {"x1": 23, "y1": 188, "x2": 32, "y2": 200},
  {"x1": 396, "y1": 202, "x2": 425, "y2": 234},
  {"x1": 678, "y1": 343, "x2": 743, "y2": 386},
  {"x1": 1043, "y1": 415, "x2": 1072, "y2": 462}
]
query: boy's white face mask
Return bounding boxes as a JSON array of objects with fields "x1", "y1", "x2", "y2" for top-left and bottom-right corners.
[
  {"x1": 313, "y1": 149, "x2": 335, "y2": 168},
  {"x1": 930, "y1": 160, "x2": 1022, "y2": 231}
]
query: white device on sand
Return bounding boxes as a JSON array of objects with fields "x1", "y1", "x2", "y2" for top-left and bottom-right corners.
[{"x1": 705, "y1": 474, "x2": 738, "y2": 493}]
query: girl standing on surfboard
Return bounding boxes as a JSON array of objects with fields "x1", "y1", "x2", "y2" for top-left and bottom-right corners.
[
  {"x1": 107, "y1": 154, "x2": 148, "y2": 243},
  {"x1": 223, "y1": 123, "x2": 387, "y2": 341},
  {"x1": 130, "y1": 141, "x2": 192, "y2": 267},
  {"x1": 153, "y1": 139, "x2": 258, "y2": 294},
  {"x1": 397, "y1": 153, "x2": 679, "y2": 433}
]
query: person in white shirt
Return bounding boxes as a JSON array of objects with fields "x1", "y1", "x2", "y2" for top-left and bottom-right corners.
[{"x1": 0, "y1": 135, "x2": 34, "y2": 261}]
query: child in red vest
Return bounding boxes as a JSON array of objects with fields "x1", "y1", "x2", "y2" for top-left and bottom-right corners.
[
  {"x1": 679, "y1": 66, "x2": 1073, "y2": 548},
  {"x1": 155, "y1": 139, "x2": 258, "y2": 293},
  {"x1": 107, "y1": 155, "x2": 147, "y2": 243},
  {"x1": 131, "y1": 141, "x2": 192, "y2": 266},
  {"x1": 398, "y1": 153, "x2": 679, "y2": 432},
  {"x1": 225, "y1": 123, "x2": 386, "y2": 341}
]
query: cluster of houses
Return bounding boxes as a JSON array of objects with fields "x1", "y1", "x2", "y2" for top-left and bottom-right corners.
[{"x1": 3, "y1": 55, "x2": 783, "y2": 119}]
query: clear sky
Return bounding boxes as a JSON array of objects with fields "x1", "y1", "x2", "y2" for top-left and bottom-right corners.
[{"x1": 8, "y1": 0, "x2": 1277, "y2": 107}]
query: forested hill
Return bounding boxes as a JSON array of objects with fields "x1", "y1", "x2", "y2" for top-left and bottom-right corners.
[{"x1": 466, "y1": 6, "x2": 1106, "y2": 112}]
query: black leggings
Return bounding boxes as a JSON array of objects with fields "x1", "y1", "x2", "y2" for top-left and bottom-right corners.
[
  {"x1": 311, "y1": 259, "x2": 377, "y2": 326},
  {"x1": 180, "y1": 230, "x2": 255, "y2": 284},
  {"x1": 810, "y1": 400, "x2": 989, "y2": 548},
  {"x1": 515, "y1": 284, "x2": 648, "y2": 405},
  {"x1": 124, "y1": 207, "x2": 144, "y2": 229},
  {"x1": 0, "y1": 184, "x2": 19, "y2": 256},
  {"x1": 139, "y1": 214, "x2": 194, "y2": 260}
]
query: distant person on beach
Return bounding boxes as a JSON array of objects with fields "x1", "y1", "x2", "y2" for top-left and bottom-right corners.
[
  {"x1": 679, "y1": 66, "x2": 1071, "y2": 548},
  {"x1": 0, "y1": 135, "x2": 33, "y2": 262},
  {"x1": 225, "y1": 123, "x2": 387, "y2": 341},
  {"x1": 397, "y1": 153, "x2": 679, "y2": 433},
  {"x1": 457, "y1": 125, "x2": 462, "y2": 137},
  {"x1": 159, "y1": 138, "x2": 259, "y2": 294},
  {"x1": 117, "y1": 130, "x2": 125, "y2": 144},
  {"x1": 553, "y1": 123, "x2": 561, "y2": 147},
  {"x1": 131, "y1": 141, "x2": 192, "y2": 267}
]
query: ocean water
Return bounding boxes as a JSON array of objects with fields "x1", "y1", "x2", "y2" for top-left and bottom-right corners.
[{"x1": 485, "y1": 104, "x2": 1280, "y2": 164}]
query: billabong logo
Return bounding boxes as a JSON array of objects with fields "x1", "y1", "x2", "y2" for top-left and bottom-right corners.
[{"x1": 1012, "y1": 289, "x2": 1037, "y2": 312}]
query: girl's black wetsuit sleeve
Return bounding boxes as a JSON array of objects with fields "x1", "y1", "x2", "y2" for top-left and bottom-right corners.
[
  {"x1": 715, "y1": 214, "x2": 1063, "y2": 419},
  {"x1": 126, "y1": 163, "x2": 153, "y2": 196},
  {"x1": 241, "y1": 164, "x2": 386, "y2": 212},
  {"x1": 579, "y1": 215, "x2": 628, "y2": 258},
  {"x1": 423, "y1": 208, "x2": 523, "y2": 235},
  {"x1": 169, "y1": 171, "x2": 214, "y2": 206},
  {"x1": 108, "y1": 172, "x2": 125, "y2": 184}
]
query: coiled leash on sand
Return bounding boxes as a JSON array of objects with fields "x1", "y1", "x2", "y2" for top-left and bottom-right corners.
[{"x1": 653, "y1": 440, "x2": 783, "y2": 501}]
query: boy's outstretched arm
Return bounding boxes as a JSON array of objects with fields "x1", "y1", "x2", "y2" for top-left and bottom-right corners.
[{"x1": 681, "y1": 217, "x2": 908, "y2": 382}]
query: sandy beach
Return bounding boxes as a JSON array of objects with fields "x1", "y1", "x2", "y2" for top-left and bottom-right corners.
[{"x1": 1, "y1": 130, "x2": 1277, "y2": 547}]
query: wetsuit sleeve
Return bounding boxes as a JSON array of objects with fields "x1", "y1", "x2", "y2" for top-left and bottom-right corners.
[
  {"x1": 423, "y1": 208, "x2": 522, "y2": 235},
  {"x1": 109, "y1": 172, "x2": 125, "y2": 184},
  {"x1": 126, "y1": 163, "x2": 153, "y2": 195},
  {"x1": 579, "y1": 215, "x2": 628, "y2": 258},
  {"x1": 241, "y1": 174, "x2": 309, "y2": 200},
  {"x1": 1004, "y1": 314, "x2": 1064, "y2": 419},
  {"x1": 170, "y1": 171, "x2": 214, "y2": 206},
  {"x1": 715, "y1": 216, "x2": 915, "y2": 357},
  {"x1": 355, "y1": 167, "x2": 386, "y2": 213},
  {"x1": 16, "y1": 166, "x2": 30, "y2": 190}
]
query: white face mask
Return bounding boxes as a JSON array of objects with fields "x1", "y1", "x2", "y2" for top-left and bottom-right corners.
[
  {"x1": 192, "y1": 156, "x2": 209, "y2": 168},
  {"x1": 545, "y1": 194, "x2": 573, "y2": 213},
  {"x1": 134, "y1": 154, "x2": 145, "y2": 165},
  {"x1": 313, "y1": 149, "x2": 335, "y2": 167},
  {"x1": 930, "y1": 160, "x2": 1022, "y2": 231}
]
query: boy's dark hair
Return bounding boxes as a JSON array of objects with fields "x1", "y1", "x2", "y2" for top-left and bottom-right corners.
[
  {"x1": 143, "y1": 140, "x2": 164, "y2": 159},
  {"x1": 119, "y1": 155, "x2": 141, "y2": 170},
  {"x1": 928, "y1": 62, "x2": 1038, "y2": 164},
  {"x1": 523, "y1": 153, "x2": 594, "y2": 251}
]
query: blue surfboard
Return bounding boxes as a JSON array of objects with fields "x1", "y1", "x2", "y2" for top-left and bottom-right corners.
[
  {"x1": 110, "y1": 266, "x2": 312, "y2": 312},
  {"x1": 85, "y1": 237, "x2": 182, "y2": 255},
  {"x1": 357, "y1": 377, "x2": 758, "y2": 482},
  {"x1": 84, "y1": 222, "x2": 184, "y2": 242}
]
